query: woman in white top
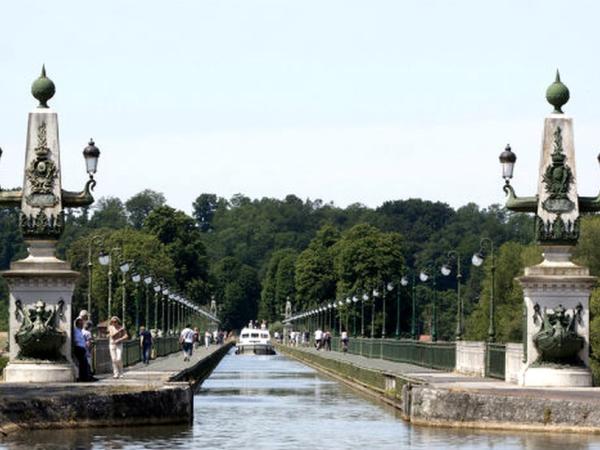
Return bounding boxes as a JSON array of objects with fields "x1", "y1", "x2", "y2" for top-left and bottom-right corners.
[{"x1": 108, "y1": 316, "x2": 128, "y2": 378}]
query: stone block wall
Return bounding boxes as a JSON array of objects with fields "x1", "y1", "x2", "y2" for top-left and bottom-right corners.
[{"x1": 455, "y1": 341, "x2": 486, "y2": 376}]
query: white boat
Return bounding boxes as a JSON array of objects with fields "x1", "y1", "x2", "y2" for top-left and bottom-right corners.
[{"x1": 235, "y1": 327, "x2": 276, "y2": 355}]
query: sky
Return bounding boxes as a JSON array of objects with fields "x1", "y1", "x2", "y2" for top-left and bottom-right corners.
[{"x1": 1, "y1": 1, "x2": 600, "y2": 215}]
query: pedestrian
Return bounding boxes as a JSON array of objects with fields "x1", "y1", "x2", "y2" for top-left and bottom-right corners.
[
  {"x1": 204, "y1": 330, "x2": 211, "y2": 349},
  {"x1": 341, "y1": 330, "x2": 349, "y2": 352},
  {"x1": 193, "y1": 327, "x2": 200, "y2": 349},
  {"x1": 180, "y1": 324, "x2": 195, "y2": 361},
  {"x1": 139, "y1": 325, "x2": 152, "y2": 365},
  {"x1": 314, "y1": 328, "x2": 323, "y2": 350},
  {"x1": 108, "y1": 316, "x2": 128, "y2": 379},
  {"x1": 73, "y1": 318, "x2": 96, "y2": 382},
  {"x1": 324, "y1": 330, "x2": 331, "y2": 351},
  {"x1": 82, "y1": 320, "x2": 94, "y2": 372}
]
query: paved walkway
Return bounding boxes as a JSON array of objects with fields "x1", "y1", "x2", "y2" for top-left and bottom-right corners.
[
  {"x1": 97, "y1": 344, "x2": 226, "y2": 386},
  {"x1": 285, "y1": 345, "x2": 600, "y2": 402}
]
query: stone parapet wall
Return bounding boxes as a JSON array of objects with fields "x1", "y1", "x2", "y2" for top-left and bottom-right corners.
[
  {"x1": 505, "y1": 343, "x2": 524, "y2": 384},
  {"x1": 455, "y1": 341, "x2": 486, "y2": 377}
]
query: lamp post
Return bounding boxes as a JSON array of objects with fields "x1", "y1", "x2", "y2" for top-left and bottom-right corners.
[
  {"x1": 419, "y1": 266, "x2": 437, "y2": 342},
  {"x1": 441, "y1": 250, "x2": 463, "y2": 340},
  {"x1": 119, "y1": 260, "x2": 131, "y2": 327},
  {"x1": 382, "y1": 282, "x2": 394, "y2": 339},
  {"x1": 401, "y1": 273, "x2": 417, "y2": 340},
  {"x1": 162, "y1": 286, "x2": 171, "y2": 335},
  {"x1": 371, "y1": 288, "x2": 379, "y2": 339},
  {"x1": 131, "y1": 272, "x2": 141, "y2": 334},
  {"x1": 472, "y1": 238, "x2": 496, "y2": 342},
  {"x1": 153, "y1": 283, "x2": 161, "y2": 332},
  {"x1": 361, "y1": 292, "x2": 368, "y2": 337},
  {"x1": 98, "y1": 247, "x2": 122, "y2": 320},
  {"x1": 87, "y1": 235, "x2": 104, "y2": 323},
  {"x1": 352, "y1": 296, "x2": 359, "y2": 337},
  {"x1": 162, "y1": 287, "x2": 170, "y2": 334},
  {"x1": 143, "y1": 275, "x2": 152, "y2": 327}
]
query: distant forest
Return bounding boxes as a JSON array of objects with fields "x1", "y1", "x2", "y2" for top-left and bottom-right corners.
[{"x1": 2, "y1": 190, "x2": 600, "y2": 365}]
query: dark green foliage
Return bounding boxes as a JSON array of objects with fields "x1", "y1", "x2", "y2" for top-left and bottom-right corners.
[
  {"x1": 125, "y1": 189, "x2": 166, "y2": 229},
  {"x1": 89, "y1": 197, "x2": 128, "y2": 229},
  {"x1": 143, "y1": 206, "x2": 209, "y2": 296},
  {"x1": 211, "y1": 257, "x2": 260, "y2": 330}
]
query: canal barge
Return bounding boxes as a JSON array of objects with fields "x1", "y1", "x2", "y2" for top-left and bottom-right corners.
[{"x1": 235, "y1": 328, "x2": 276, "y2": 355}]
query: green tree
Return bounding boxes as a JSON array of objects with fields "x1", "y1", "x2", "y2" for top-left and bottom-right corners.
[
  {"x1": 125, "y1": 189, "x2": 166, "y2": 229},
  {"x1": 211, "y1": 257, "x2": 260, "y2": 330},
  {"x1": 192, "y1": 193, "x2": 226, "y2": 232},
  {"x1": 259, "y1": 249, "x2": 297, "y2": 322},
  {"x1": 144, "y1": 206, "x2": 209, "y2": 298},
  {"x1": 90, "y1": 197, "x2": 128, "y2": 229},
  {"x1": 295, "y1": 224, "x2": 339, "y2": 310},
  {"x1": 67, "y1": 228, "x2": 175, "y2": 328},
  {"x1": 465, "y1": 241, "x2": 541, "y2": 342}
]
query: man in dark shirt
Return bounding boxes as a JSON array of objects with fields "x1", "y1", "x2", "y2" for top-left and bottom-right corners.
[{"x1": 139, "y1": 326, "x2": 153, "y2": 365}]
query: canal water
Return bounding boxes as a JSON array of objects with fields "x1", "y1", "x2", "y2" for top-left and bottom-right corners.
[{"x1": 3, "y1": 350, "x2": 600, "y2": 449}]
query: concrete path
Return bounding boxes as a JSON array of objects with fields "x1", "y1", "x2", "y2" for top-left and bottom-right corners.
[
  {"x1": 286, "y1": 345, "x2": 600, "y2": 402},
  {"x1": 97, "y1": 344, "x2": 227, "y2": 386}
]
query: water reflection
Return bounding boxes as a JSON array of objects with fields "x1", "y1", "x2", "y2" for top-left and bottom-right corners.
[{"x1": 2, "y1": 351, "x2": 600, "y2": 449}]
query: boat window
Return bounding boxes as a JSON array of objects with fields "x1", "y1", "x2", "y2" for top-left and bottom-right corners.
[
  {"x1": 261, "y1": 334, "x2": 268, "y2": 338},
  {"x1": 251, "y1": 333, "x2": 259, "y2": 338},
  {"x1": 241, "y1": 334, "x2": 249, "y2": 338}
]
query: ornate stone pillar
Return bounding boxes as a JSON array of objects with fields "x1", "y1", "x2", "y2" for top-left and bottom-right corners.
[
  {"x1": 503, "y1": 72, "x2": 600, "y2": 386},
  {"x1": 0, "y1": 68, "x2": 98, "y2": 382}
]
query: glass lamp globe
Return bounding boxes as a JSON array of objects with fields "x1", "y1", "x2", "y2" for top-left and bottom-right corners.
[
  {"x1": 119, "y1": 261, "x2": 130, "y2": 273},
  {"x1": 98, "y1": 253, "x2": 110, "y2": 266},
  {"x1": 472, "y1": 252, "x2": 484, "y2": 267},
  {"x1": 362, "y1": 293, "x2": 369, "y2": 301},
  {"x1": 131, "y1": 273, "x2": 141, "y2": 283},
  {"x1": 441, "y1": 265, "x2": 451, "y2": 277},
  {"x1": 386, "y1": 282, "x2": 394, "y2": 292},
  {"x1": 143, "y1": 275, "x2": 152, "y2": 285},
  {"x1": 346, "y1": 298, "x2": 351, "y2": 304},
  {"x1": 400, "y1": 276, "x2": 408, "y2": 287},
  {"x1": 419, "y1": 271, "x2": 429, "y2": 283},
  {"x1": 352, "y1": 296, "x2": 358, "y2": 303},
  {"x1": 372, "y1": 289, "x2": 380, "y2": 298},
  {"x1": 153, "y1": 285, "x2": 161, "y2": 293}
]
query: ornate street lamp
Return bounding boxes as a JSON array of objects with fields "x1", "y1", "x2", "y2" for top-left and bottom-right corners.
[
  {"x1": 119, "y1": 260, "x2": 131, "y2": 328},
  {"x1": 86, "y1": 234, "x2": 104, "y2": 323},
  {"x1": 361, "y1": 292, "x2": 368, "y2": 337},
  {"x1": 382, "y1": 281, "x2": 394, "y2": 339},
  {"x1": 143, "y1": 275, "x2": 153, "y2": 328},
  {"x1": 472, "y1": 238, "x2": 495, "y2": 342},
  {"x1": 441, "y1": 250, "x2": 463, "y2": 340},
  {"x1": 98, "y1": 247, "x2": 122, "y2": 320},
  {"x1": 153, "y1": 283, "x2": 161, "y2": 332},
  {"x1": 401, "y1": 274, "x2": 417, "y2": 340},
  {"x1": 131, "y1": 272, "x2": 142, "y2": 333},
  {"x1": 419, "y1": 265, "x2": 437, "y2": 342},
  {"x1": 371, "y1": 288, "x2": 380, "y2": 339}
]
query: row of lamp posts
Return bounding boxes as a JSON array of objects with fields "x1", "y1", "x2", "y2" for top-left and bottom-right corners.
[
  {"x1": 285, "y1": 241, "x2": 496, "y2": 343},
  {"x1": 85, "y1": 239, "x2": 219, "y2": 335}
]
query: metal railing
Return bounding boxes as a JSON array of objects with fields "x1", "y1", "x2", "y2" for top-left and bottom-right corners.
[
  {"x1": 324, "y1": 337, "x2": 456, "y2": 371},
  {"x1": 486, "y1": 342, "x2": 506, "y2": 379},
  {"x1": 92, "y1": 336, "x2": 180, "y2": 374}
]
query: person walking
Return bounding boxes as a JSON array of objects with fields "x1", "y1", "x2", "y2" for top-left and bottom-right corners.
[
  {"x1": 139, "y1": 325, "x2": 153, "y2": 365},
  {"x1": 204, "y1": 330, "x2": 211, "y2": 349},
  {"x1": 180, "y1": 324, "x2": 195, "y2": 362},
  {"x1": 341, "y1": 330, "x2": 349, "y2": 352},
  {"x1": 108, "y1": 316, "x2": 128, "y2": 379},
  {"x1": 314, "y1": 328, "x2": 323, "y2": 350},
  {"x1": 82, "y1": 320, "x2": 94, "y2": 372}
]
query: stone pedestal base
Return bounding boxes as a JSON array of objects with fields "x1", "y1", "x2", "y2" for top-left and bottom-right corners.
[
  {"x1": 4, "y1": 361, "x2": 76, "y2": 383},
  {"x1": 522, "y1": 366, "x2": 592, "y2": 387}
]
